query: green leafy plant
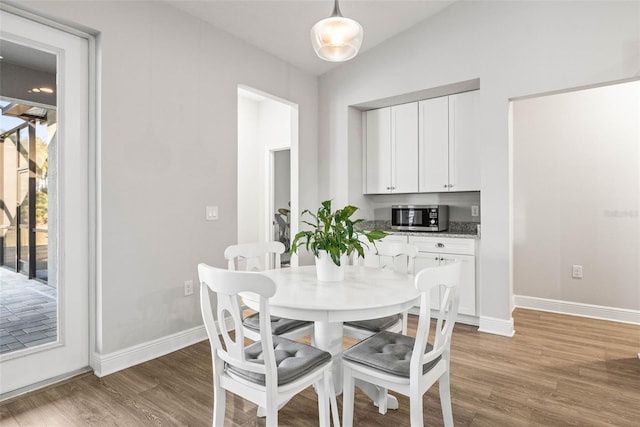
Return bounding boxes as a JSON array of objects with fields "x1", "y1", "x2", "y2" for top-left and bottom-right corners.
[{"x1": 290, "y1": 200, "x2": 387, "y2": 266}]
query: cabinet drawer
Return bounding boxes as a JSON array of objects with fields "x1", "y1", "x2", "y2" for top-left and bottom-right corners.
[{"x1": 408, "y1": 236, "x2": 475, "y2": 255}]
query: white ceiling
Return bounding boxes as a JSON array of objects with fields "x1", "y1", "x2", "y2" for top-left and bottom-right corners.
[
  {"x1": 0, "y1": 39, "x2": 56, "y2": 73},
  {"x1": 167, "y1": 0, "x2": 456, "y2": 76}
]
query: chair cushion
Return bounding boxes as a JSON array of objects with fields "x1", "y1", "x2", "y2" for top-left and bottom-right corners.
[
  {"x1": 243, "y1": 312, "x2": 312, "y2": 336},
  {"x1": 343, "y1": 330, "x2": 440, "y2": 378},
  {"x1": 344, "y1": 314, "x2": 402, "y2": 333},
  {"x1": 227, "y1": 336, "x2": 331, "y2": 386}
]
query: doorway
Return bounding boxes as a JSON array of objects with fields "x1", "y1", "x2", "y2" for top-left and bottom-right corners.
[
  {"x1": 511, "y1": 79, "x2": 640, "y2": 320},
  {"x1": 237, "y1": 86, "x2": 299, "y2": 267},
  {"x1": 0, "y1": 9, "x2": 92, "y2": 398}
]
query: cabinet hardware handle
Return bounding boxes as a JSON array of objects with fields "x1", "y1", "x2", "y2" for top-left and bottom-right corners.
[
  {"x1": 448, "y1": 184, "x2": 454, "y2": 188},
  {"x1": 386, "y1": 187, "x2": 391, "y2": 190},
  {"x1": 437, "y1": 243, "x2": 445, "y2": 248},
  {"x1": 443, "y1": 184, "x2": 448, "y2": 188}
]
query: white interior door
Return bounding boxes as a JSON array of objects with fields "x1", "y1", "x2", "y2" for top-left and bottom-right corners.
[{"x1": 0, "y1": 9, "x2": 91, "y2": 396}]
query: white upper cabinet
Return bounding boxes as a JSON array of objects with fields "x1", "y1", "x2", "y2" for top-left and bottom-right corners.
[
  {"x1": 418, "y1": 96, "x2": 450, "y2": 192},
  {"x1": 449, "y1": 90, "x2": 481, "y2": 192},
  {"x1": 418, "y1": 91, "x2": 480, "y2": 192},
  {"x1": 365, "y1": 107, "x2": 392, "y2": 194},
  {"x1": 391, "y1": 103, "x2": 419, "y2": 193},
  {"x1": 364, "y1": 102, "x2": 418, "y2": 194}
]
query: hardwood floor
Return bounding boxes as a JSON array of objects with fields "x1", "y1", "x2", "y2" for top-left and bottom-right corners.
[{"x1": 1, "y1": 308, "x2": 639, "y2": 426}]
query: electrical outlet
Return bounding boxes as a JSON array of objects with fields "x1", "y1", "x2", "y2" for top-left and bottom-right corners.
[
  {"x1": 471, "y1": 206, "x2": 479, "y2": 217},
  {"x1": 572, "y1": 265, "x2": 583, "y2": 279},
  {"x1": 184, "y1": 280, "x2": 194, "y2": 296}
]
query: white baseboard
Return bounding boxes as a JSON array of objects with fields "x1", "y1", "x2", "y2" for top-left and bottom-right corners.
[
  {"x1": 513, "y1": 295, "x2": 640, "y2": 325},
  {"x1": 408, "y1": 307, "x2": 479, "y2": 326},
  {"x1": 478, "y1": 315, "x2": 515, "y2": 337},
  {"x1": 92, "y1": 325, "x2": 208, "y2": 377},
  {"x1": 457, "y1": 313, "x2": 479, "y2": 327}
]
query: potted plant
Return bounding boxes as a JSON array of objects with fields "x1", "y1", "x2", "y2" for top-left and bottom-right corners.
[{"x1": 290, "y1": 200, "x2": 387, "y2": 281}]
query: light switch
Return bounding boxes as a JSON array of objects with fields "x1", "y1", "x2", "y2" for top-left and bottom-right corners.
[
  {"x1": 471, "y1": 206, "x2": 479, "y2": 217},
  {"x1": 206, "y1": 206, "x2": 219, "y2": 221}
]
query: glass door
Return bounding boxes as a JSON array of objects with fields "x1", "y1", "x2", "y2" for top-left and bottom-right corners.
[{"x1": 0, "y1": 9, "x2": 90, "y2": 398}]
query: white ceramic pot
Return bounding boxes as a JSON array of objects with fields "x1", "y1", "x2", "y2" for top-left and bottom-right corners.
[{"x1": 315, "y1": 251, "x2": 346, "y2": 282}]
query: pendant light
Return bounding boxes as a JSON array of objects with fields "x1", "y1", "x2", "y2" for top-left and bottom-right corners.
[{"x1": 311, "y1": 0, "x2": 363, "y2": 62}]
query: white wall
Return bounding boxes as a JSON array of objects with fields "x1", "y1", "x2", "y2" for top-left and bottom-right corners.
[
  {"x1": 513, "y1": 80, "x2": 640, "y2": 311},
  {"x1": 24, "y1": 0, "x2": 318, "y2": 355},
  {"x1": 318, "y1": 0, "x2": 640, "y2": 334},
  {"x1": 237, "y1": 96, "x2": 260, "y2": 243},
  {"x1": 258, "y1": 100, "x2": 292, "y2": 242},
  {"x1": 237, "y1": 94, "x2": 292, "y2": 244}
]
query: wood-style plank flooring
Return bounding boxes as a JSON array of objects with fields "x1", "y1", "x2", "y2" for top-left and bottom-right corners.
[{"x1": 1, "y1": 308, "x2": 639, "y2": 426}]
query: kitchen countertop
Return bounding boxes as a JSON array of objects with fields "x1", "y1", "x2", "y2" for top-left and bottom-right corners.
[
  {"x1": 386, "y1": 230, "x2": 479, "y2": 239},
  {"x1": 358, "y1": 220, "x2": 480, "y2": 240}
]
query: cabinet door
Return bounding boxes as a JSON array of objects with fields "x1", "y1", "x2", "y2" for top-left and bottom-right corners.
[
  {"x1": 449, "y1": 91, "x2": 480, "y2": 191},
  {"x1": 415, "y1": 252, "x2": 441, "y2": 310},
  {"x1": 418, "y1": 97, "x2": 449, "y2": 192},
  {"x1": 440, "y1": 254, "x2": 476, "y2": 316},
  {"x1": 365, "y1": 107, "x2": 392, "y2": 194},
  {"x1": 391, "y1": 102, "x2": 418, "y2": 193}
]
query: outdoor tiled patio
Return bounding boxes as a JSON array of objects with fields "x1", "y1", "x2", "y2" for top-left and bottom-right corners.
[{"x1": 0, "y1": 267, "x2": 57, "y2": 355}]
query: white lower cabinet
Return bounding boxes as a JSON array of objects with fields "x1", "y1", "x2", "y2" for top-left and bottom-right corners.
[
  {"x1": 409, "y1": 236, "x2": 477, "y2": 317},
  {"x1": 360, "y1": 233, "x2": 477, "y2": 320}
]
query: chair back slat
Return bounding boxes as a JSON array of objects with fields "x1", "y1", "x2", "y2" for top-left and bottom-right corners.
[
  {"x1": 224, "y1": 241, "x2": 285, "y2": 271},
  {"x1": 198, "y1": 263, "x2": 277, "y2": 376},
  {"x1": 356, "y1": 238, "x2": 418, "y2": 274},
  {"x1": 216, "y1": 292, "x2": 246, "y2": 362},
  {"x1": 412, "y1": 261, "x2": 461, "y2": 373},
  {"x1": 375, "y1": 242, "x2": 418, "y2": 274}
]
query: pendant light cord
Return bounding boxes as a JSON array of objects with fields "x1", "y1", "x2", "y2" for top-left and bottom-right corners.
[{"x1": 331, "y1": 0, "x2": 342, "y2": 18}]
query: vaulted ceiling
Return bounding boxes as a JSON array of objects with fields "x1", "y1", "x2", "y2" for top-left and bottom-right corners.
[{"x1": 166, "y1": 1, "x2": 456, "y2": 76}]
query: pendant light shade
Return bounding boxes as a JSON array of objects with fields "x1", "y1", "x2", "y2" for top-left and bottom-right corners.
[{"x1": 311, "y1": 0, "x2": 363, "y2": 62}]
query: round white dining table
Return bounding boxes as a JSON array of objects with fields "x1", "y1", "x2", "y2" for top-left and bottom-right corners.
[{"x1": 241, "y1": 264, "x2": 420, "y2": 401}]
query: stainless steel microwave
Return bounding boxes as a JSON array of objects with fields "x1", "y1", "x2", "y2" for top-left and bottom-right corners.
[{"x1": 391, "y1": 205, "x2": 449, "y2": 231}]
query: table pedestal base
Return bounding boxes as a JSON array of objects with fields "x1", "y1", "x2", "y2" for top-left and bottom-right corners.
[
  {"x1": 314, "y1": 321, "x2": 344, "y2": 394},
  {"x1": 312, "y1": 321, "x2": 400, "y2": 412},
  {"x1": 356, "y1": 380, "x2": 399, "y2": 414}
]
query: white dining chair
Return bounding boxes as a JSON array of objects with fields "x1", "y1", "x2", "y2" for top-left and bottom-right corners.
[
  {"x1": 198, "y1": 263, "x2": 340, "y2": 427},
  {"x1": 343, "y1": 241, "x2": 418, "y2": 339},
  {"x1": 342, "y1": 260, "x2": 461, "y2": 427},
  {"x1": 225, "y1": 242, "x2": 313, "y2": 341}
]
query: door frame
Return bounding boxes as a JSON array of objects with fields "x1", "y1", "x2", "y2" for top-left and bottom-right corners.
[{"x1": 0, "y1": 3, "x2": 98, "y2": 399}]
